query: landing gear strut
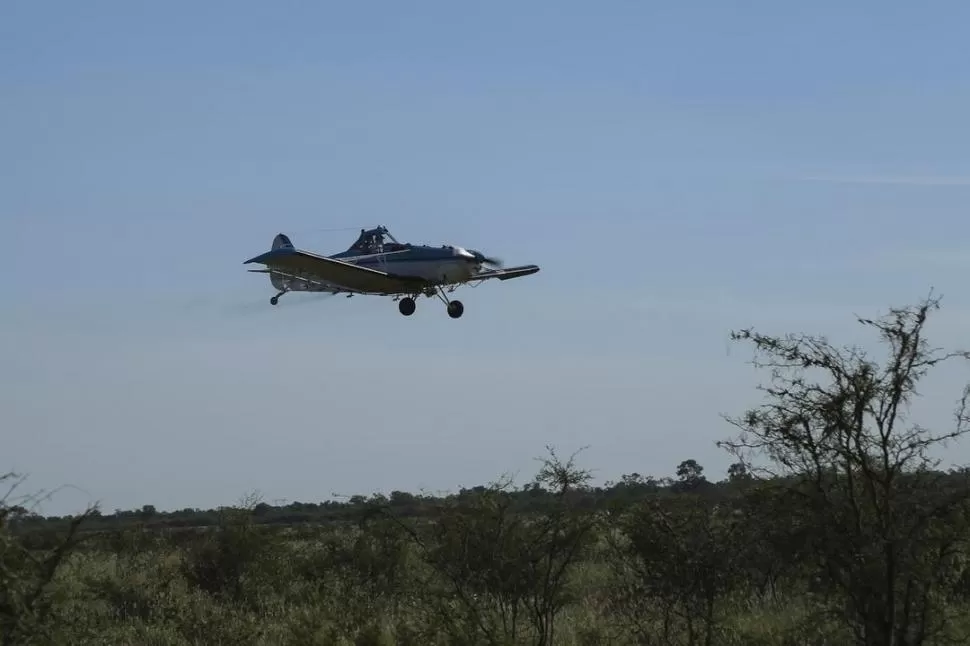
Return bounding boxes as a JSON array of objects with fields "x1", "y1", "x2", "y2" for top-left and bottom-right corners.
[{"x1": 270, "y1": 290, "x2": 286, "y2": 306}]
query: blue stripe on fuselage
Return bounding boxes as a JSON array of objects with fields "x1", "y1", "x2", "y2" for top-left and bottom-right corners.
[{"x1": 333, "y1": 245, "x2": 459, "y2": 265}]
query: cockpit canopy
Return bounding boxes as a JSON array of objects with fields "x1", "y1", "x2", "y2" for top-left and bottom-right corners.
[{"x1": 347, "y1": 226, "x2": 406, "y2": 254}]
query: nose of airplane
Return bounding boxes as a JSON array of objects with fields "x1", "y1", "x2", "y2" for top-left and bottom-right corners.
[
  {"x1": 452, "y1": 246, "x2": 477, "y2": 260},
  {"x1": 463, "y1": 247, "x2": 504, "y2": 268}
]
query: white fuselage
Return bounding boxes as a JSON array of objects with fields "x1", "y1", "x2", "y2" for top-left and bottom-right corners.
[
  {"x1": 272, "y1": 246, "x2": 480, "y2": 293},
  {"x1": 347, "y1": 245, "x2": 479, "y2": 283},
  {"x1": 367, "y1": 258, "x2": 475, "y2": 284}
]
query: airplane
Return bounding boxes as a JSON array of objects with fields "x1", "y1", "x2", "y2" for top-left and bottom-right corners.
[{"x1": 243, "y1": 226, "x2": 540, "y2": 318}]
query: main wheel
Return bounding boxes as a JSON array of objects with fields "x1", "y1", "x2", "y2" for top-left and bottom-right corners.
[
  {"x1": 447, "y1": 300, "x2": 464, "y2": 319},
  {"x1": 270, "y1": 296, "x2": 279, "y2": 306},
  {"x1": 399, "y1": 297, "x2": 416, "y2": 316}
]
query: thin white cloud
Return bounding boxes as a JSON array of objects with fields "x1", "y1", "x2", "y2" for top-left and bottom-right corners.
[{"x1": 799, "y1": 175, "x2": 970, "y2": 187}]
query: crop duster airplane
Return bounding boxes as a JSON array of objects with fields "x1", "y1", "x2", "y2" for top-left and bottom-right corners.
[{"x1": 243, "y1": 226, "x2": 540, "y2": 318}]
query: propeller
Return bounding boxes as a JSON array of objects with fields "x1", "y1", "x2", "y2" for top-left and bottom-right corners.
[{"x1": 467, "y1": 249, "x2": 504, "y2": 268}]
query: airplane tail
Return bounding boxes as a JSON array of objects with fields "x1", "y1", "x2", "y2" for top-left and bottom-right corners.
[
  {"x1": 269, "y1": 233, "x2": 293, "y2": 289},
  {"x1": 272, "y1": 233, "x2": 294, "y2": 250}
]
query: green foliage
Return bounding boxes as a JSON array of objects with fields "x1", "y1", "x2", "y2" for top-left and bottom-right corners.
[
  {"x1": 380, "y1": 447, "x2": 600, "y2": 646},
  {"x1": 179, "y1": 495, "x2": 285, "y2": 604},
  {"x1": 607, "y1": 492, "x2": 750, "y2": 644},
  {"x1": 0, "y1": 473, "x2": 96, "y2": 646}
]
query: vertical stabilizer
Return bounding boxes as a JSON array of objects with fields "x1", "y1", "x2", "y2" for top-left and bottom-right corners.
[
  {"x1": 269, "y1": 233, "x2": 293, "y2": 290},
  {"x1": 272, "y1": 233, "x2": 294, "y2": 250}
]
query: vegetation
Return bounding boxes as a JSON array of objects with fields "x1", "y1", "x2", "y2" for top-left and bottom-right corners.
[{"x1": 5, "y1": 294, "x2": 970, "y2": 645}]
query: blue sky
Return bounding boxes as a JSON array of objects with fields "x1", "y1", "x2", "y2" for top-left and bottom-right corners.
[{"x1": 3, "y1": 1, "x2": 970, "y2": 514}]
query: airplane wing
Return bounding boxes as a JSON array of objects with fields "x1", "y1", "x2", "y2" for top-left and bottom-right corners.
[
  {"x1": 470, "y1": 264, "x2": 541, "y2": 281},
  {"x1": 243, "y1": 247, "x2": 427, "y2": 294}
]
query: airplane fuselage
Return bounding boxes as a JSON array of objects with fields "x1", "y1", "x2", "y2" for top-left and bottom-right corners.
[
  {"x1": 334, "y1": 244, "x2": 481, "y2": 284},
  {"x1": 271, "y1": 243, "x2": 481, "y2": 294}
]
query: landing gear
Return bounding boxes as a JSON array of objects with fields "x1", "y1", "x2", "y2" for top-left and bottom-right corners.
[
  {"x1": 398, "y1": 297, "x2": 416, "y2": 316},
  {"x1": 433, "y1": 287, "x2": 464, "y2": 319},
  {"x1": 270, "y1": 290, "x2": 286, "y2": 306},
  {"x1": 395, "y1": 288, "x2": 465, "y2": 318}
]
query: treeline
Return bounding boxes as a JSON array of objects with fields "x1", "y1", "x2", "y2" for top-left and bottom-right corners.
[
  {"x1": 9, "y1": 458, "x2": 970, "y2": 534},
  {"x1": 0, "y1": 457, "x2": 804, "y2": 529}
]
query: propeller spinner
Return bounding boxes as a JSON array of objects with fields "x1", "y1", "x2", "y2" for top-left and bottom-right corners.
[{"x1": 466, "y1": 248, "x2": 504, "y2": 268}]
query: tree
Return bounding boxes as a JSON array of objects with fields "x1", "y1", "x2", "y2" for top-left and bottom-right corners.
[
  {"x1": 382, "y1": 447, "x2": 599, "y2": 646},
  {"x1": 524, "y1": 446, "x2": 600, "y2": 645},
  {"x1": 0, "y1": 472, "x2": 97, "y2": 645},
  {"x1": 673, "y1": 459, "x2": 709, "y2": 493},
  {"x1": 726, "y1": 462, "x2": 749, "y2": 483},
  {"x1": 719, "y1": 293, "x2": 970, "y2": 645},
  {"x1": 607, "y1": 491, "x2": 748, "y2": 645}
]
